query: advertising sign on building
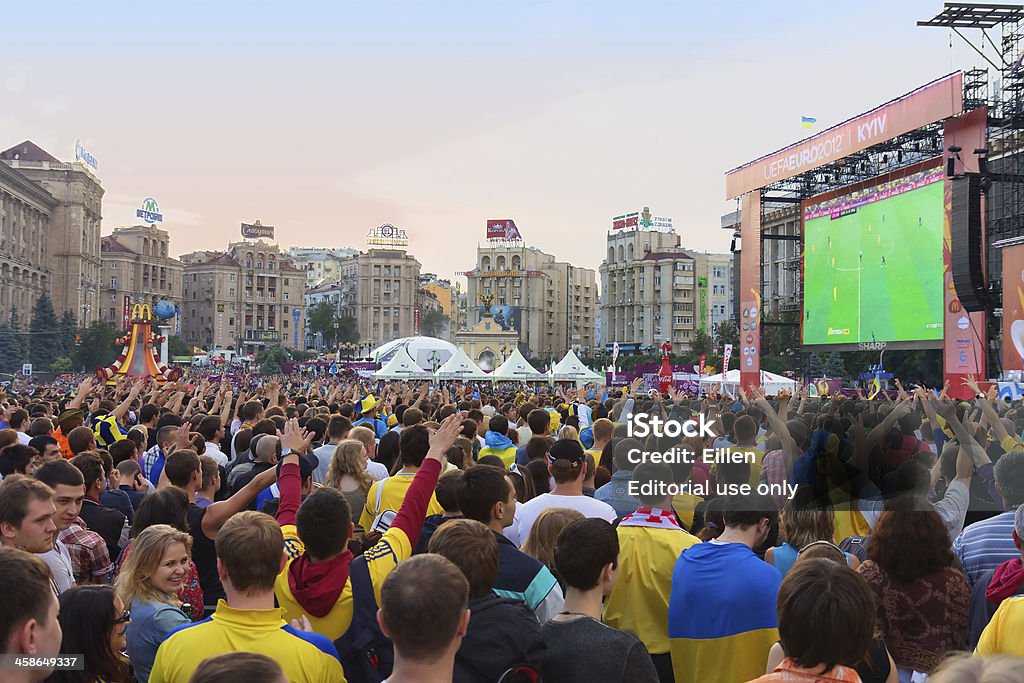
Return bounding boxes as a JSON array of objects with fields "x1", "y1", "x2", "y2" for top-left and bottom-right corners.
[
  {"x1": 241, "y1": 220, "x2": 275, "y2": 239},
  {"x1": 367, "y1": 224, "x2": 409, "y2": 247},
  {"x1": 123, "y1": 296, "x2": 131, "y2": 328},
  {"x1": 292, "y1": 307, "x2": 301, "y2": 348},
  {"x1": 486, "y1": 219, "x2": 522, "y2": 241},
  {"x1": 74, "y1": 139, "x2": 98, "y2": 170},
  {"x1": 612, "y1": 212, "x2": 639, "y2": 230},
  {"x1": 136, "y1": 198, "x2": 163, "y2": 224}
]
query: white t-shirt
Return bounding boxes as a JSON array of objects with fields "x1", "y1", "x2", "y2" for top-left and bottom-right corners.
[
  {"x1": 38, "y1": 539, "x2": 75, "y2": 594},
  {"x1": 17, "y1": 431, "x2": 30, "y2": 445},
  {"x1": 204, "y1": 441, "x2": 228, "y2": 467},
  {"x1": 366, "y1": 460, "x2": 389, "y2": 481},
  {"x1": 516, "y1": 493, "x2": 616, "y2": 546}
]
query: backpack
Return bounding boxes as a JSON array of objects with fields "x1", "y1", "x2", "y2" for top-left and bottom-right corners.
[
  {"x1": 334, "y1": 555, "x2": 394, "y2": 683},
  {"x1": 369, "y1": 480, "x2": 398, "y2": 533}
]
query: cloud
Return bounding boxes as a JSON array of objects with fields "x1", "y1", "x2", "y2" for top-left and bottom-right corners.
[{"x1": 4, "y1": 67, "x2": 28, "y2": 93}]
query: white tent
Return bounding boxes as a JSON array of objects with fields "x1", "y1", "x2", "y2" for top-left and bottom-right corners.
[
  {"x1": 434, "y1": 347, "x2": 490, "y2": 381},
  {"x1": 371, "y1": 336, "x2": 456, "y2": 370},
  {"x1": 698, "y1": 369, "x2": 796, "y2": 395},
  {"x1": 373, "y1": 345, "x2": 433, "y2": 380},
  {"x1": 551, "y1": 349, "x2": 603, "y2": 384},
  {"x1": 491, "y1": 348, "x2": 546, "y2": 381}
]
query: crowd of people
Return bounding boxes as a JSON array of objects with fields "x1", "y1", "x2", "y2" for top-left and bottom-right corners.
[{"x1": 1, "y1": 371, "x2": 1024, "y2": 682}]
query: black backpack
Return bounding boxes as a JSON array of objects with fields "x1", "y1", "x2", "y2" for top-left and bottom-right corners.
[{"x1": 333, "y1": 555, "x2": 394, "y2": 683}]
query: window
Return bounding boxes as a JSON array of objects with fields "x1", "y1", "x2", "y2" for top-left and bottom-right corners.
[
  {"x1": 110, "y1": 262, "x2": 117, "y2": 270},
  {"x1": 283, "y1": 320, "x2": 289, "y2": 329},
  {"x1": 284, "y1": 292, "x2": 289, "y2": 301},
  {"x1": 230, "y1": 274, "x2": 236, "y2": 281},
  {"x1": 229, "y1": 289, "x2": 235, "y2": 296},
  {"x1": 110, "y1": 277, "x2": 117, "y2": 287},
  {"x1": 283, "y1": 278, "x2": 290, "y2": 286}
]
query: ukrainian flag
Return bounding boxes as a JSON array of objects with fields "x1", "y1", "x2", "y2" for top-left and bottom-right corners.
[
  {"x1": 801, "y1": 116, "x2": 816, "y2": 129},
  {"x1": 669, "y1": 542, "x2": 782, "y2": 683}
]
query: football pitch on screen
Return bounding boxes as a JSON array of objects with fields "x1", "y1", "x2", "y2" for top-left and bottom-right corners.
[{"x1": 802, "y1": 180, "x2": 944, "y2": 345}]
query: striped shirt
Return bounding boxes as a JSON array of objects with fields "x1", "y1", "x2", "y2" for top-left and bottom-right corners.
[{"x1": 953, "y1": 508, "x2": 1021, "y2": 588}]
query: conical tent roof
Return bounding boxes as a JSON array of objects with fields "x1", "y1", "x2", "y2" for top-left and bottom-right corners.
[
  {"x1": 435, "y1": 347, "x2": 490, "y2": 380},
  {"x1": 551, "y1": 349, "x2": 603, "y2": 381},
  {"x1": 492, "y1": 347, "x2": 545, "y2": 381},
  {"x1": 373, "y1": 345, "x2": 432, "y2": 380}
]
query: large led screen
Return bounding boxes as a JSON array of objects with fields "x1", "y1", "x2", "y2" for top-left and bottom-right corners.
[{"x1": 802, "y1": 166, "x2": 944, "y2": 346}]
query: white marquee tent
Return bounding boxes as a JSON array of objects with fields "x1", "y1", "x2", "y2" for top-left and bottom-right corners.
[
  {"x1": 551, "y1": 349, "x2": 604, "y2": 384},
  {"x1": 491, "y1": 348, "x2": 546, "y2": 381},
  {"x1": 373, "y1": 345, "x2": 433, "y2": 380},
  {"x1": 698, "y1": 369, "x2": 797, "y2": 395},
  {"x1": 434, "y1": 347, "x2": 490, "y2": 381}
]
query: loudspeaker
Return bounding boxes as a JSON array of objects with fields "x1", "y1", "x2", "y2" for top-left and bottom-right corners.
[{"x1": 951, "y1": 173, "x2": 988, "y2": 312}]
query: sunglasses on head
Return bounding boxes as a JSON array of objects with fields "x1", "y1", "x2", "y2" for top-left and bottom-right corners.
[{"x1": 114, "y1": 609, "x2": 131, "y2": 625}]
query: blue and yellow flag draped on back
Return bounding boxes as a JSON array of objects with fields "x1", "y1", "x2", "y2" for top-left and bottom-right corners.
[{"x1": 668, "y1": 542, "x2": 782, "y2": 683}]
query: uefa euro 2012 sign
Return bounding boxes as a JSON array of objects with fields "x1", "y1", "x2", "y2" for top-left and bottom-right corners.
[{"x1": 136, "y1": 198, "x2": 163, "y2": 224}]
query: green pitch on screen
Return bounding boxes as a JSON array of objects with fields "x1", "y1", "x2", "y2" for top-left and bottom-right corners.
[{"x1": 802, "y1": 180, "x2": 944, "y2": 345}]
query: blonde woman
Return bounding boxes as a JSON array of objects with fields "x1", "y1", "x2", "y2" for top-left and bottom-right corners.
[
  {"x1": 324, "y1": 439, "x2": 375, "y2": 526},
  {"x1": 116, "y1": 524, "x2": 193, "y2": 683},
  {"x1": 765, "y1": 487, "x2": 859, "y2": 577},
  {"x1": 522, "y1": 507, "x2": 585, "y2": 590},
  {"x1": 557, "y1": 425, "x2": 580, "y2": 443}
]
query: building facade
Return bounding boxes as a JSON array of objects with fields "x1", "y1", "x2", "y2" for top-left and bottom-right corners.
[
  {"x1": 350, "y1": 249, "x2": 421, "y2": 349},
  {"x1": 601, "y1": 229, "x2": 700, "y2": 353},
  {"x1": 692, "y1": 252, "x2": 734, "y2": 335},
  {"x1": 100, "y1": 225, "x2": 183, "y2": 328},
  {"x1": 287, "y1": 247, "x2": 358, "y2": 287},
  {"x1": 180, "y1": 241, "x2": 306, "y2": 352},
  {"x1": 1, "y1": 141, "x2": 104, "y2": 323},
  {"x1": 463, "y1": 245, "x2": 596, "y2": 360},
  {"x1": 721, "y1": 205, "x2": 800, "y2": 319},
  {"x1": 0, "y1": 162, "x2": 56, "y2": 324}
]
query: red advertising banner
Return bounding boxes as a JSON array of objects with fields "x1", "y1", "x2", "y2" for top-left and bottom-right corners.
[
  {"x1": 1003, "y1": 243, "x2": 1024, "y2": 374},
  {"x1": 943, "y1": 108, "x2": 987, "y2": 399},
  {"x1": 122, "y1": 295, "x2": 131, "y2": 329},
  {"x1": 486, "y1": 219, "x2": 522, "y2": 240},
  {"x1": 725, "y1": 72, "x2": 963, "y2": 199},
  {"x1": 739, "y1": 192, "x2": 762, "y2": 389},
  {"x1": 698, "y1": 353, "x2": 707, "y2": 376}
]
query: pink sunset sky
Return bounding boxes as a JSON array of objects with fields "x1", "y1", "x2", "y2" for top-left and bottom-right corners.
[{"x1": 4, "y1": 1, "x2": 979, "y2": 282}]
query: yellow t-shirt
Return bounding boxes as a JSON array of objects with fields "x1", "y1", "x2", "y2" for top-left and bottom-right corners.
[
  {"x1": 478, "y1": 446, "x2": 517, "y2": 467},
  {"x1": 275, "y1": 522, "x2": 413, "y2": 640},
  {"x1": 977, "y1": 596, "x2": 1024, "y2": 657},
  {"x1": 358, "y1": 472, "x2": 443, "y2": 532},
  {"x1": 605, "y1": 524, "x2": 701, "y2": 654},
  {"x1": 149, "y1": 601, "x2": 345, "y2": 683}
]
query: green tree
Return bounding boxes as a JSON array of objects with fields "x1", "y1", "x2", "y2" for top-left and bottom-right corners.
[
  {"x1": 29, "y1": 294, "x2": 61, "y2": 371},
  {"x1": 8, "y1": 307, "x2": 26, "y2": 363},
  {"x1": 420, "y1": 309, "x2": 448, "y2": 338},
  {"x1": 691, "y1": 328, "x2": 712, "y2": 357},
  {"x1": 337, "y1": 315, "x2": 359, "y2": 344},
  {"x1": 168, "y1": 335, "x2": 190, "y2": 359},
  {"x1": 306, "y1": 302, "x2": 337, "y2": 346},
  {"x1": 824, "y1": 351, "x2": 846, "y2": 378},
  {"x1": 50, "y1": 357, "x2": 73, "y2": 372},
  {"x1": 257, "y1": 345, "x2": 290, "y2": 374},
  {"x1": 808, "y1": 352, "x2": 826, "y2": 378},
  {"x1": 0, "y1": 322, "x2": 23, "y2": 375},
  {"x1": 715, "y1": 320, "x2": 739, "y2": 351},
  {"x1": 71, "y1": 321, "x2": 121, "y2": 372},
  {"x1": 58, "y1": 311, "x2": 78, "y2": 358}
]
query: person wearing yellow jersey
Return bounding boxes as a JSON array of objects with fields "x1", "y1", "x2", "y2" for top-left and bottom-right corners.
[
  {"x1": 148, "y1": 511, "x2": 345, "y2": 683},
  {"x1": 605, "y1": 462, "x2": 700, "y2": 682},
  {"x1": 273, "y1": 415, "x2": 462, "y2": 680},
  {"x1": 359, "y1": 426, "x2": 444, "y2": 532},
  {"x1": 477, "y1": 416, "x2": 517, "y2": 467},
  {"x1": 725, "y1": 415, "x2": 764, "y2": 488}
]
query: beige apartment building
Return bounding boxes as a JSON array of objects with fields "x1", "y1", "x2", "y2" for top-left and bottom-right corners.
[
  {"x1": 352, "y1": 249, "x2": 421, "y2": 349},
  {"x1": 601, "y1": 229, "x2": 700, "y2": 353},
  {"x1": 0, "y1": 162, "x2": 56, "y2": 324},
  {"x1": 180, "y1": 241, "x2": 306, "y2": 352},
  {"x1": 464, "y1": 245, "x2": 597, "y2": 360},
  {"x1": 100, "y1": 225, "x2": 183, "y2": 327},
  {"x1": 0, "y1": 141, "x2": 104, "y2": 324}
]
